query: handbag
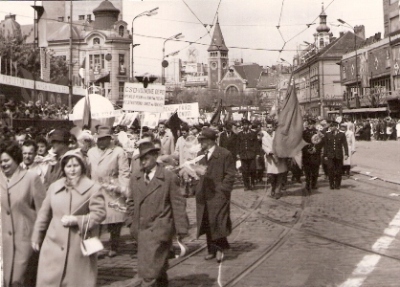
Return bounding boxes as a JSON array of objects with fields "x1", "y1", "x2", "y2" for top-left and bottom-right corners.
[{"x1": 80, "y1": 214, "x2": 104, "y2": 256}]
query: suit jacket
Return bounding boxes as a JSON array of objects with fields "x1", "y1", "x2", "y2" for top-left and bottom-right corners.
[
  {"x1": 237, "y1": 130, "x2": 258, "y2": 159},
  {"x1": 219, "y1": 131, "x2": 238, "y2": 158},
  {"x1": 127, "y1": 165, "x2": 189, "y2": 279},
  {"x1": 323, "y1": 131, "x2": 349, "y2": 159},
  {"x1": 195, "y1": 146, "x2": 235, "y2": 240},
  {"x1": 1, "y1": 168, "x2": 46, "y2": 287}
]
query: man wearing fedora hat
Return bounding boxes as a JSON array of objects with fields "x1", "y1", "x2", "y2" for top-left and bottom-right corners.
[
  {"x1": 127, "y1": 141, "x2": 188, "y2": 287},
  {"x1": 196, "y1": 127, "x2": 235, "y2": 263},
  {"x1": 87, "y1": 125, "x2": 130, "y2": 257}
]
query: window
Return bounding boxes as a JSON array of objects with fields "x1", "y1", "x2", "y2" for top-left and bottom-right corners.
[
  {"x1": 119, "y1": 82, "x2": 124, "y2": 100},
  {"x1": 58, "y1": 17, "x2": 64, "y2": 22},
  {"x1": 118, "y1": 25, "x2": 124, "y2": 37},
  {"x1": 87, "y1": 14, "x2": 91, "y2": 22},
  {"x1": 89, "y1": 54, "x2": 104, "y2": 73},
  {"x1": 319, "y1": 38, "x2": 324, "y2": 48},
  {"x1": 79, "y1": 15, "x2": 85, "y2": 20},
  {"x1": 119, "y1": 54, "x2": 126, "y2": 75},
  {"x1": 93, "y1": 37, "x2": 100, "y2": 45}
]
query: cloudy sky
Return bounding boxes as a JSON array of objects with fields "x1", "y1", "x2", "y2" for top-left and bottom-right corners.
[{"x1": 0, "y1": 0, "x2": 385, "y2": 76}]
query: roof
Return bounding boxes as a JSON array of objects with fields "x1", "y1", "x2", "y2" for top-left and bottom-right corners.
[
  {"x1": 93, "y1": 0, "x2": 120, "y2": 13},
  {"x1": 47, "y1": 23, "x2": 82, "y2": 41},
  {"x1": 232, "y1": 63, "x2": 263, "y2": 88},
  {"x1": 207, "y1": 17, "x2": 228, "y2": 52},
  {"x1": 319, "y1": 31, "x2": 363, "y2": 58},
  {"x1": 20, "y1": 24, "x2": 34, "y2": 43},
  {"x1": 257, "y1": 71, "x2": 279, "y2": 89}
]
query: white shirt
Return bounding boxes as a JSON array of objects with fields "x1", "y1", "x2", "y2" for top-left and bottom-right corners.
[
  {"x1": 146, "y1": 165, "x2": 157, "y2": 181},
  {"x1": 206, "y1": 145, "x2": 216, "y2": 160}
]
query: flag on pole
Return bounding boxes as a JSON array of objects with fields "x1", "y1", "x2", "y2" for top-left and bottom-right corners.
[
  {"x1": 210, "y1": 99, "x2": 223, "y2": 125},
  {"x1": 166, "y1": 111, "x2": 183, "y2": 143},
  {"x1": 272, "y1": 75, "x2": 307, "y2": 161},
  {"x1": 82, "y1": 90, "x2": 92, "y2": 129}
]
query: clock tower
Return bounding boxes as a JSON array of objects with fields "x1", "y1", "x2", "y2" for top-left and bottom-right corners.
[{"x1": 208, "y1": 17, "x2": 229, "y2": 90}]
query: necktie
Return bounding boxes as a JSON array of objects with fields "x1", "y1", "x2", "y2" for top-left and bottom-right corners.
[
  {"x1": 144, "y1": 172, "x2": 150, "y2": 185},
  {"x1": 204, "y1": 150, "x2": 209, "y2": 162}
]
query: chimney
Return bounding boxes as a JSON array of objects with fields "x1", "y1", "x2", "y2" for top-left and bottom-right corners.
[
  {"x1": 354, "y1": 25, "x2": 365, "y2": 40},
  {"x1": 339, "y1": 31, "x2": 344, "y2": 37}
]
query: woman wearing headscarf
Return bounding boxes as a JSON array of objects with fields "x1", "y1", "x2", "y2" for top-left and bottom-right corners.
[
  {"x1": 32, "y1": 149, "x2": 106, "y2": 287},
  {"x1": 1, "y1": 141, "x2": 46, "y2": 287}
]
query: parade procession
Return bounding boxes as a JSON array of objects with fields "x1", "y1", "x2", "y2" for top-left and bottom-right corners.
[{"x1": 1, "y1": 1, "x2": 400, "y2": 287}]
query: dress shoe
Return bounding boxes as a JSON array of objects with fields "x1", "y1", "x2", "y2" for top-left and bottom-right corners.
[
  {"x1": 274, "y1": 192, "x2": 282, "y2": 199},
  {"x1": 108, "y1": 250, "x2": 117, "y2": 257},
  {"x1": 216, "y1": 250, "x2": 224, "y2": 263},
  {"x1": 330, "y1": 186, "x2": 334, "y2": 190},
  {"x1": 204, "y1": 253, "x2": 216, "y2": 260}
]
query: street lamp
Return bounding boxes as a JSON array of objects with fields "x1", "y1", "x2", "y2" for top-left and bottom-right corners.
[
  {"x1": 338, "y1": 18, "x2": 360, "y2": 108},
  {"x1": 162, "y1": 32, "x2": 184, "y2": 85},
  {"x1": 131, "y1": 7, "x2": 159, "y2": 80}
]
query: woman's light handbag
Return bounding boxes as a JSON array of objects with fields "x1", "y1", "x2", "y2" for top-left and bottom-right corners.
[{"x1": 80, "y1": 214, "x2": 104, "y2": 256}]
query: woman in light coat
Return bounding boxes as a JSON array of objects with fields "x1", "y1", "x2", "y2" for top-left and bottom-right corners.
[
  {"x1": 32, "y1": 149, "x2": 106, "y2": 287},
  {"x1": 1, "y1": 141, "x2": 46, "y2": 287},
  {"x1": 341, "y1": 123, "x2": 356, "y2": 176}
]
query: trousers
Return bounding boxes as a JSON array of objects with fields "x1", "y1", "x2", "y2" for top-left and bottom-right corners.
[
  {"x1": 240, "y1": 158, "x2": 256, "y2": 188},
  {"x1": 327, "y1": 158, "x2": 343, "y2": 188}
]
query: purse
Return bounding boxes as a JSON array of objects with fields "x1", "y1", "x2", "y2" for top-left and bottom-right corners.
[{"x1": 80, "y1": 214, "x2": 104, "y2": 256}]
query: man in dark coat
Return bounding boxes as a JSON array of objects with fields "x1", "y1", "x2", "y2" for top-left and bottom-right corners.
[
  {"x1": 302, "y1": 118, "x2": 324, "y2": 194},
  {"x1": 323, "y1": 121, "x2": 349, "y2": 189},
  {"x1": 196, "y1": 128, "x2": 236, "y2": 263},
  {"x1": 237, "y1": 119, "x2": 259, "y2": 190},
  {"x1": 219, "y1": 122, "x2": 238, "y2": 159},
  {"x1": 127, "y1": 142, "x2": 189, "y2": 287}
]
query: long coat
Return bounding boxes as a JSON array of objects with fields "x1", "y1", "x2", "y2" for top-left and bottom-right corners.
[
  {"x1": 1, "y1": 168, "x2": 46, "y2": 287},
  {"x1": 32, "y1": 176, "x2": 106, "y2": 287},
  {"x1": 155, "y1": 131, "x2": 175, "y2": 156},
  {"x1": 127, "y1": 165, "x2": 189, "y2": 279},
  {"x1": 344, "y1": 130, "x2": 356, "y2": 166},
  {"x1": 260, "y1": 131, "x2": 288, "y2": 174},
  {"x1": 195, "y1": 146, "x2": 235, "y2": 240},
  {"x1": 219, "y1": 131, "x2": 238, "y2": 159},
  {"x1": 237, "y1": 130, "x2": 258, "y2": 159},
  {"x1": 87, "y1": 145, "x2": 130, "y2": 224},
  {"x1": 323, "y1": 131, "x2": 349, "y2": 160}
]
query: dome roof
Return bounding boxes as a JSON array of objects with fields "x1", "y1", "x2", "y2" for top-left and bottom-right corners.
[
  {"x1": 316, "y1": 4, "x2": 330, "y2": 33},
  {"x1": 316, "y1": 24, "x2": 330, "y2": 33},
  {"x1": 47, "y1": 23, "x2": 81, "y2": 41},
  {"x1": 93, "y1": 0, "x2": 120, "y2": 13},
  {"x1": 0, "y1": 14, "x2": 21, "y2": 38}
]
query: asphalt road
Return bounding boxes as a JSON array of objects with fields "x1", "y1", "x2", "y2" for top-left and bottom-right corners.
[{"x1": 98, "y1": 140, "x2": 400, "y2": 287}]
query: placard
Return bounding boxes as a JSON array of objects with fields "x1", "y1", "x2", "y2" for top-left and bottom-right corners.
[
  {"x1": 142, "y1": 112, "x2": 161, "y2": 129},
  {"x1": 123, "y1": 83, "x2": 165, "y2": 113},
  {"x1": 162, "y1": 103, "x2": 200, "y2": 119}
]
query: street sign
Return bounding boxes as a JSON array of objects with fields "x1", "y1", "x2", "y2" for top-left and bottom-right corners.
[{"x1": 123, "y1": 83, "x2": 165, "y2": 113}]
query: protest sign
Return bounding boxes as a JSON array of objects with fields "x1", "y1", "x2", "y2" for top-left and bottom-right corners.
[
  {"x1": 160, "y1": 103, "x2": 200, "y2": 124},
  {"x1": 113, "y1": 112, "x2": 138, "y2": 127},
  {"x1": 142, "y1": 112, "x2": 161, "y2": 129},
  {"x1": 123, "y1": 83, "x2": 165, "y2": 113}
]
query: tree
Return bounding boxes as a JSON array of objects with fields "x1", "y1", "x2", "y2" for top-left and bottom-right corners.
[{"x1": 0, "y1": 33, "x2": 68, "y2": 82}]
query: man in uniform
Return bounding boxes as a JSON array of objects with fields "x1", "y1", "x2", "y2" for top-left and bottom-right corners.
[
  {"x1": 237, "y1": 119, "x2": 259, "y2": 190},
  {"x1": 219, "y1": 122, "x2": 238, "y2": 160},
  {"x1": 323, "y1": 121, "x2": 349, "y2": 189},
  {"x1": 302, "y1": 118, "x2": 324, "y2": 194}
]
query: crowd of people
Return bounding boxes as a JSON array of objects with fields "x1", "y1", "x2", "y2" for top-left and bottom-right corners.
[{"x1": 0, "y1": 111, "x2": 396, "y2": 286}]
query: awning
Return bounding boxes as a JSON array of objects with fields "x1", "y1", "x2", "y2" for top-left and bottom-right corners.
[
  {"x1": 95, "y1": 73, "x2": 110, "y2": 84},
  {"x1": 341, "y1": 107, "x2": 387, "y2": 113}
]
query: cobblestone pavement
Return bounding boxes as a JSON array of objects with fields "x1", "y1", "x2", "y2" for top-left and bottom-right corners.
[{"x1": 97, "y1": 141, "x2": 400, "y2": 287}]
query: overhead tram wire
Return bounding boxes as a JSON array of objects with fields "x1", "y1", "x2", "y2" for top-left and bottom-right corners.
[{"x1": 181, "y1": 0, "x2": 211, "y2": 35}]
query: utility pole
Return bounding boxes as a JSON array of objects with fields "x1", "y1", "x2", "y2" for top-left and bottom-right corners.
[{"x1": 68, "y1": 0, "x2": 73, "y2": 111}]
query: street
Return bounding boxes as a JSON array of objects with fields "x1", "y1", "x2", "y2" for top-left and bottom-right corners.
[{"x1": 98, "y1": 140, "x2": 400, "y2": 287}]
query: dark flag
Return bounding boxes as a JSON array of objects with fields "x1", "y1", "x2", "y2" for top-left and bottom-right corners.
[
  {"x1": 272, "y1": 76, "x2": 307, "y2": 161},
  {"x1": 210, "y1": 99, "x2": 223, "y2": 125},
  {"x1": 166, "y1": 111, "x2": 183, "y2": 143},
  {"x1": 82, "y1": 92, "x2": 92, "y2": 129}
]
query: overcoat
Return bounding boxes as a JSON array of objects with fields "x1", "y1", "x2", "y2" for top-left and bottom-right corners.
[
  {"x1": 195, "y1": 146, "x2": 235, "y2": 240},
  {"x1": 237, "y1": 130, "x2": 258, "y2": 159},
  {"x1": 343, "y1": 130, "x2": 356, "y2": 166},
  {"x1": 219, "y1": 131, "x2": 238, "y2": 159},
  {"x1": 127, "y1": 165, "x2": 189, "y2": 279},
  {"x1": 1, "y1": 168, "x2": 46, "y2": 287},
  {"x1": 32, "y1": 176, "x2": 106, "y2": 287},
  {"x1": 323, "y1": 131, "x2": 349, "y2": 160},
  {"x1": 155, "y1": 131, "x2": 175, "y2": 156},
  {"x1": 260, "y1": 131, "x2": 288, "y2": 174},
  {"x1": 87, "y1": 145, "x2": 130, "y2": 224}
]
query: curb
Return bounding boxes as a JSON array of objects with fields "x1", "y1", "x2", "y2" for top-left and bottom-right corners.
[{"x1": 351, "y1": 169, "x2": 400, "y2": 186}]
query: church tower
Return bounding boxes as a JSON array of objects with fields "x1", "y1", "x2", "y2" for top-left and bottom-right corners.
[
  {"x1": 208, "y1": 17, "x2": 229, "y2": 90},
  {"x1": 313, "y1": 3, "x2": 332, "y2": 49}
]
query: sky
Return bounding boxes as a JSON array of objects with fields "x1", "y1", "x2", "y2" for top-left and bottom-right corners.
[{"x1": 0, "y1": 0, "x2": 385, "y2": 76}]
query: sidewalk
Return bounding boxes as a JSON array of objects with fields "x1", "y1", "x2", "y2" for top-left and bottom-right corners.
[{"x1": 351, "y1": 140, "x2": 400, "y2": 184}]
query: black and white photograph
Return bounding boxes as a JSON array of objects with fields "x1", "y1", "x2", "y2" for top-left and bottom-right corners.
[{"x1": 0, "y1": 0, "x2": 400, "y2": 286}]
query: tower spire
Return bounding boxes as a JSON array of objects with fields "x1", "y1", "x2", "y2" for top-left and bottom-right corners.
[{"x1": 207, "y1": 16, "x2": 228, "y2": 52}]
